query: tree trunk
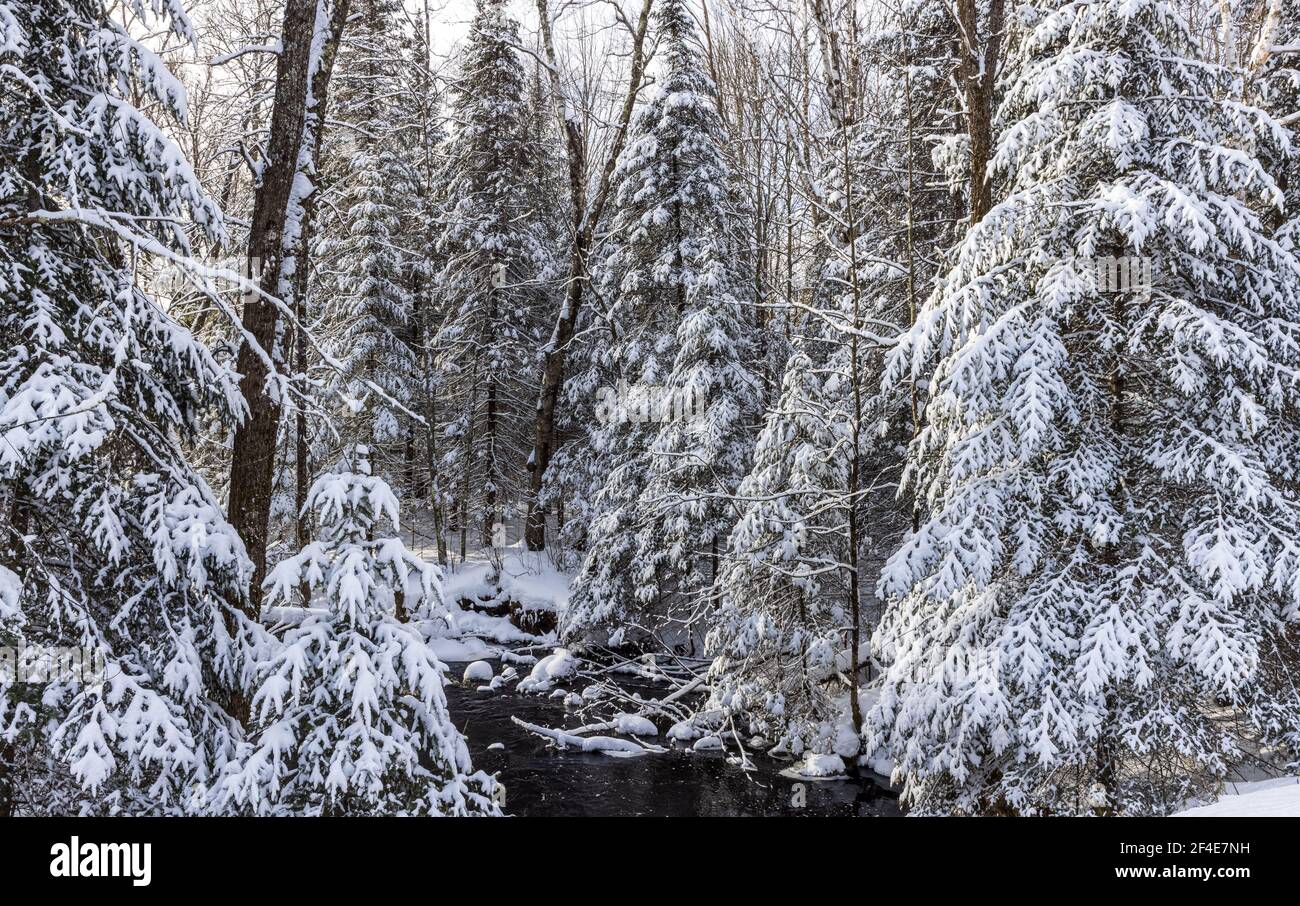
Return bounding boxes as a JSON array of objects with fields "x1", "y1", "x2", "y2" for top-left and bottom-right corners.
[
  {"x1": 484, "y1": 376, "x2": 498, "y2": 546},
  {"x1": 425, "y1": 376, "x2": 449, "y2": 567},
  {"x1": 227, "y1": 0, "x2": 350, "y2": 616},
  {"x1": 955, "y1": 0, "x2": 1006, "y2": 224},
  {"x1": 523, "y1": 0, "x2": 653, "y2": 550},
  {"x1": 294, "y1": 277, "x2": 311, "y2": 606},
  {"x1": 841, "y1": 113, "x2": 865, "y2": 731}
]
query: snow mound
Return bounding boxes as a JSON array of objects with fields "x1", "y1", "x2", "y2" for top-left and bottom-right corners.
[
  {"x1": 693, "y1": 735, "x2": 723, "y2": 752},
  {"x1": 668, "y1": 719, "x2": 702, "y2": 742},
  {"x1": 463, "y1": 660, "x2": 493, "y2": 684},
  {"x1": 427, "y1": 635, "x2": 495, "y2": 663},
  {"x1": 1174, "y1": 777, "x2": 1300, "y2": 817},
  {"x1": 614, "y1": 713, "x2": 658, "y2": 736},
  {"x1": 517, "y1": 648, "x2": 577, "y2": 693},
  {"x1": 862, "y1": 754, "x2": 894, "y2": 778},
  {"x1": 781, "y1": 753, "x2": 847, "y2": 780}
]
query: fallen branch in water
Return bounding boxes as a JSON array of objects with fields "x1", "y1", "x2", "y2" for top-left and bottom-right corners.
[
  {"x1": 511, "y1": 717, "x2": 666, "y2": 755},
  {"x1": 559, "y1": 671, "x2": 703, "y2": 734}
]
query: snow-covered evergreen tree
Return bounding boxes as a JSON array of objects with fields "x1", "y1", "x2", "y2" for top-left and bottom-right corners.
[
  {"x1": 870, "y1": 0, "x2": 1300, "y2": 815},
  {"x1": 564, "y1": 0, "x2": 757, "y2": 646},
  {"x1": 704, "y1": 0, "x2": 960, "y2": 743},
  {"x1": 210, "y1": 447, "x2": 498, "y2": 816},
  {"x1": 1254, "y1": 0, "x2": 1300, "y2": 249},
  {"x1": 638, "y1": 270, "x2": 758, "y2": 623},
  {"x1": 0, "y1": 0, "x2": 267, "y2": 814},
  {"x1": 431, "y1": 0, "x2": 553, "y2": 549},
  {"x1": 706, "y1": 348, "x2": 852, "y2": 753},
  {"x1": 326, "y1": 0, "x2": 421, "y2": 468}
]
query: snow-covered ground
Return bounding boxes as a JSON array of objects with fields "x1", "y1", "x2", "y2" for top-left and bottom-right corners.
[
  {"x1": 433, "y1": 545, "x2": 571, "y2": 660},
  {"x1": 440, "y1": 543, "x2": 572, "y2": 615},
  {"x1": 1174, "y1": 777, "x2": 1300, "y2": 817},
  {"x1": 262, "y1": 540, "x2": 570, "y2": 667}
]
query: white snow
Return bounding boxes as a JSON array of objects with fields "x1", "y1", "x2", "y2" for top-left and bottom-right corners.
[
  {"x1": 614, "y1": 713, "x2": 658, "y2": 736},
  {"x1": 463, "y1": 660, "x2": 494, "y2": 684},
  {"x1": 427, "y1": 635, "x2": 495, "y2": 664},
  {"x1": 517, "y1": 648, "x2": 577, "y2": 693},
  {"x1": 781, "y1": 753, "x2": 847, "y2": 780},
  {"x1": 511, "y1": 717, "x2": 664, "y2": 755},
  {"x1": 863, "y1": 754, "x2": 895, "y2": 778},
  {"x1": 668, "y1": 719, "x2": 702, "y2": 742},
  {"x1": 439, "y1": 544, "x2": 572, "y2": 616},
  {"x1": 692, "y1": 735, "x2": 723, "y2": 752},
  {"x1": 0, "y1": 565, "x2": 20, "y2": 618},
  {"x1": 1174, "y1": 777, "x2": 1300, "y2": 817}
]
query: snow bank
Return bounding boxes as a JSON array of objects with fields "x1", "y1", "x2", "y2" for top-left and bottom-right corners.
[
  {"x1": 440, "y1": 545, "x2": 572, "y2": 615},
  {"x1": 446, "y1": 609, "x2": 546, "y2": 645},
  {"x1": 440, "y1": 559, "x2": 496, "y2": 606},
  {"x1": 266, "y1": 601, "x2": 532, "y2": 668},
  {"x1": 427, "y1": 635, "x2": 495, "y2": 664},
  {"x1": 1174, "y1": 777, "x2": 1300, "y2": 817}
]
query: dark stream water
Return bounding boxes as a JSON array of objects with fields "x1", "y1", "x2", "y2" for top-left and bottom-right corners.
[{"x1": 443, "y1": 657, "x2": 901, "y2": 817}]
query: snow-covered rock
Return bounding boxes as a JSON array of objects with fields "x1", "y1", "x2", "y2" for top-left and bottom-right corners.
[
  {"x1": 831, "y1": 720, "x2": 861, "y2": 759},
  {"x1": 614, "y1": 714, "x2": 658, "y2": 736},
  {"x1": 517, "y1": 647, "x2": 577, "y2": 693},
  {"x1": 782, "y1": 753, "x2": 847, "y2": 780},
  {"x1": 693, "y1": 735, "x2": 723, "y2": 752},
  {"x1": 463, "y1": 660, "x2": 494, "y2": 684},
  {"x1": 862, "y1": 754, "x2": 894, "y2": 778},
  {"x1": 668, "y1": 719, "x2": 703, "y2": 742}
]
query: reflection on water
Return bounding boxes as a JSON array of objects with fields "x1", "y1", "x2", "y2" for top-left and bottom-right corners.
[{"x1": 443, "y1": 661, "x2": 902, "y2": 817}]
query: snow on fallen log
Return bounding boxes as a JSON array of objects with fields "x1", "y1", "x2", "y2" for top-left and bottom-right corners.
[
  {"x1": 546, "y1": 667, "x2": 708, "y2": 739},
  {"x1": 510, "y1": 717, "x2": 666, "y2": 755}
]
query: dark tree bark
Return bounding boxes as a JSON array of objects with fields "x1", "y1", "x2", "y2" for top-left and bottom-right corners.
[
  {"x1": 523, "y1": 0, "x2": 654, "y2": 550},
  {"x1": 954, "y1": 0, "x2": 1006, "y2": 224},
  {"x1": 227, "y1": 0, "x2": 350, "y2": 616}
]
